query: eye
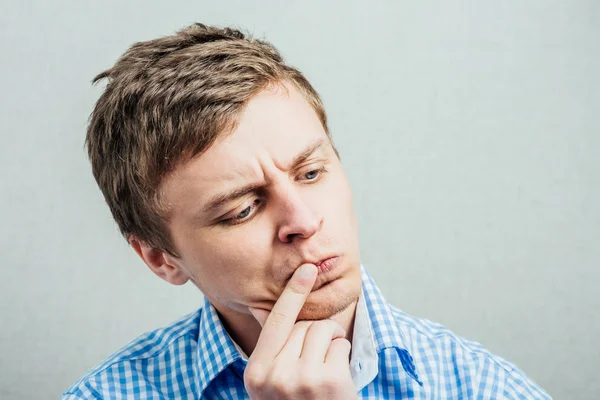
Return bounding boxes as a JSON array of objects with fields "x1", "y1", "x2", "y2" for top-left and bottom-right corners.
[
  {"x1": 237, "y1": 206, "x2": 252, "y2": 219},
  {"x1": 298, "y1": 166, "x2": 327, "y2": 181},
  {"x1": 304, "y1": 170, "x2": 319, "y2": 180},
  {"x1": 220, "y1": 199, "x2": 261, "y2": 226}
]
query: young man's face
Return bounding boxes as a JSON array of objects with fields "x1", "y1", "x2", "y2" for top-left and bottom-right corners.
[{"x1": 159, "y1": 82, "x2": 361, "y2": 321}]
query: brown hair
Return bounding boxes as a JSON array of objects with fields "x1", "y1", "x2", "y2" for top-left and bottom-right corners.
[{"x1": 87, "y1": 23, "x2": 331, "y2": 257}]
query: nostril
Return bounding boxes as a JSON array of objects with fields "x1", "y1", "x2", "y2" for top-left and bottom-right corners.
[
  {"x1": 285, "y1": 233, "x2": 300, "y2": 242},
  {"x1": 277, "y1": 211, "x2": 323, "y2": 243}
]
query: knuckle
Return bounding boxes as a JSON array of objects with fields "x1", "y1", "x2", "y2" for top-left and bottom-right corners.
[
  {"x1": 308, "y1": 366, "x2": 344, "y2": 390},
  {"x1": 330, "y1": 338, "x2": 352, "y2": 360},
  {"x1": 288, "y1": 280, "x2": 308, "y2": 295},
  {"x1": 309, "y1": 319, "x2": 326, "y2": 327},
  {"x1": 318, "y1": 319, "x2": 337, "y2": 329},
  {"x1": 269, "y1": 373, "x2": 293, "y2": 395},
  {"x1": 243, "y1": 363, "x2": 266, "y2": 389},
  {"x1": 267, "y1": 310, "x2": 287, "y2": 326},
  {"x1": 293, "y1": 320, "x2": 313, "y2": 330},
  {"x1": 311, "y1": 319, "x2": 345, "y2": 336},
  {"x1": 298, "y1": 363, "x2": 319, "y2": 384},
  {"x1": 290, "y1": 320, "x2": 313, "y2": 337},
  {"x1": 326, "y1": 319, "x2": 342, "y2": 331},
  {"x1": 296, "y1": 382, "x2": 316, "y2": 396},
  {"x1": 271, "y1": 360, "x2": 291, "y2": 380},
  {"x1": 333, "y1": 337, "x2": 352, "y2": 353},
  {"x1": 320, "y1": 375, "x2": 340, "y2": 392},
  {"x1": 334, "y1": 337, "x2": 351, "y2": 347},
  {"x1": 296, "y1": 366, "x2": 324, "y2": 396},
  {"x1": 266, "y1": 362, "x2": 298, "y2": 395}
]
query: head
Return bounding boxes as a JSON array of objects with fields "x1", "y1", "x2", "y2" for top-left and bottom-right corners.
[{"x1": 87, "y1": 23, "x2": 361, "y2": 324}]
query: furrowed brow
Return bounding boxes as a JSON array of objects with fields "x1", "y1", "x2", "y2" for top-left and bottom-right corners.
[
  {"x1": 203, "y1": 183, "x2": 263, "y2": 213},
  {"x1": 289, "y1": 139, "x2": 327, "y2": 169},
  {"x1": 202, "y1": 139, "x2": 328, "y2": 214}
]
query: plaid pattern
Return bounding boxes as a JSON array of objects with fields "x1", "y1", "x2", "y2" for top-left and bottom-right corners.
[{"x1": 62, "y1": 266, "x2": 551, "y2": 399}]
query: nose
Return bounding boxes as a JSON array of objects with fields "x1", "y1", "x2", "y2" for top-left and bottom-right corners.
[{"x1": 276, "y1": 186, "x2": 323, "y2": 243}]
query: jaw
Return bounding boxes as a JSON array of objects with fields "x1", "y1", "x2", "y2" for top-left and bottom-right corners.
[{"x1": 298, "y1": 265, "x2": 362, "y2": 320}]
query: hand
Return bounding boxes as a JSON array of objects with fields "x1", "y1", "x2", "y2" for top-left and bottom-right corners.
[{"x1": 244, "y1": 263, "x2": 357, "y2": 399}]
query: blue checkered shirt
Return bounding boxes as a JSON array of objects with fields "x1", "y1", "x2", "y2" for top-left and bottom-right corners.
[{"x1": 61, "y1": 266, "x2": 551, "y2": 399}]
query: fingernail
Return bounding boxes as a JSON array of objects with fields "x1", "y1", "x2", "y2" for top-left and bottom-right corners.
[{"x1": 298, "y1": 263, "x2": 316, "y2": 279}]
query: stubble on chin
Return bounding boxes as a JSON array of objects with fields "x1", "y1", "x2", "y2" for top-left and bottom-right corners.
[{"x1": 296, "y1": 283, "x2": 361, "y2": 321}]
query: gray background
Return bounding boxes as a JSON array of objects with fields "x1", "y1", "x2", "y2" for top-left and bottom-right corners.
[{"x1": 1, "y1": 1, "x2": 598, "y2": 399}]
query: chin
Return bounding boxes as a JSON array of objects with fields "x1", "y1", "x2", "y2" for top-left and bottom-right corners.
[{"x1": 296, "y1": 269, "x2": 361, "y2": 321}]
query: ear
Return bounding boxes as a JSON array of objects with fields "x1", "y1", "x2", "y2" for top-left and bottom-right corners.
[{"x1": 129, "y1": 236, "x2": 189, "y2": 286}]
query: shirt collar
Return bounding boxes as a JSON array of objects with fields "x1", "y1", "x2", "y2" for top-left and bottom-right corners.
[
  {"x1": 195, "y1": 264, "x2": 422, "y2": 395},
  {"x1": 349, "y1": 284, "x2": 378, "y2": 391},
  {"x1": 360, "y1": 264, "x2": 423, "y2": 386},
  {"x1": 195, "y1": 296, "x2": 242, "y2": 396}
]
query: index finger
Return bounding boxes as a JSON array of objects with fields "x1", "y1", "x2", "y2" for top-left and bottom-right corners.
[{"x1": 250, "y1": 263, "x2": 318, "y2": 362}]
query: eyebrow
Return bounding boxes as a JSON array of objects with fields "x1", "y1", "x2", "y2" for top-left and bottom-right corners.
[{"x1": 202, "y1": 138, "x2": 327, "y2": 214}]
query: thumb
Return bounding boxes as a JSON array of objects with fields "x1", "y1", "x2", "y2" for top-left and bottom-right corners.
[{"x1": 248, "y1": 307, "x2": 270, "y2": 328}]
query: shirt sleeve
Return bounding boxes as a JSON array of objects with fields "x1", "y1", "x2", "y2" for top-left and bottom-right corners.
[
  {"x1": 503, "y1": 365, "x2": 552, "y2": 399},
  {"x1": 59, "y1": 394, "x2": 91, "y2": 400},
  {"x1": 59, "y1": 383, "x2": 101, "y2": 400}
]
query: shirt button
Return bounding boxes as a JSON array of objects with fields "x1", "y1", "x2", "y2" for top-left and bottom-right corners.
[{"x1": 350, "y1": 359, "x2": 362, "y2": 371}]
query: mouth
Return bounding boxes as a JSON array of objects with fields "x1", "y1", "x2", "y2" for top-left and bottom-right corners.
[
  {"x1": 283, "y1": 255, "x2": 342, "y2": 289},
  {"x1": 311, "y1": 256, "x2": 342, "y2": 291},
  {"x1": 314, "y1": 256, "x2": 339, "y2": 274}
]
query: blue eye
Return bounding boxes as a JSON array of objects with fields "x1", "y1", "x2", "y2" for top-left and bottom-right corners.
[
  {"x1": 220, "y1": 199, "x2": 261, "y2": 226},
  {"x1": 300, "y1": 166, "x2": 327, "y2": 181},
  {"x1": 304, "y1": 170, "x2": 319, "y2": 180},
  {"x1": 237, "y1": 206, "x2": 252, "y2": 219}
]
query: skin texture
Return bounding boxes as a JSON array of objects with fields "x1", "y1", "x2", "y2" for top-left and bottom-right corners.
[
  {"x1": 244, "y1": 263, "x2": 357, "y2": 399},
  {"x1": 130, "y1": 82, "x2": 363, "y2": 384}
]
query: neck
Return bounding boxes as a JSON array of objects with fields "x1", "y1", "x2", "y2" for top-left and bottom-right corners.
[{"x1": 214, "y1": 299, "x2": 359, "y2": 357}]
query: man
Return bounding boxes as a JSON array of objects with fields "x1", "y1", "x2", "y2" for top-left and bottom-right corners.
[{"x1": 62, "y1": 23, "x2": 550, "y2": 399}]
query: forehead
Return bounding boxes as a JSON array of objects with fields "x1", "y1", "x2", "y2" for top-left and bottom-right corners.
[
  {"x1": 221, "y1": 82, "x2": 325, "y2": 163},
  {"x1": 161, "y1": 82, "x2": 328, "y2": 208}
]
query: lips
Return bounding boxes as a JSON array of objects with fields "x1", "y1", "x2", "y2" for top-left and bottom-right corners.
[
  {"x1": 314, "y1": 256, "x2": 339, "y2": 274},
  {"x1": 282, "y1": 255, "x2": 342, "y2": 288},
  {"x1": 310, "y1": 256, "x2": 341, "y2": 291}
]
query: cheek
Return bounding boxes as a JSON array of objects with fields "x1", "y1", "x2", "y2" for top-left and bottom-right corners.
[
  {"x1": 182, "y1": 225, "x2": 273, "y2": 285},
  {"x1": 322, "y1": 172, "x2": 360, "y2": 247},
  {"x1": 324, "y1": 170, "x2": 355, "y2": 218}
]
